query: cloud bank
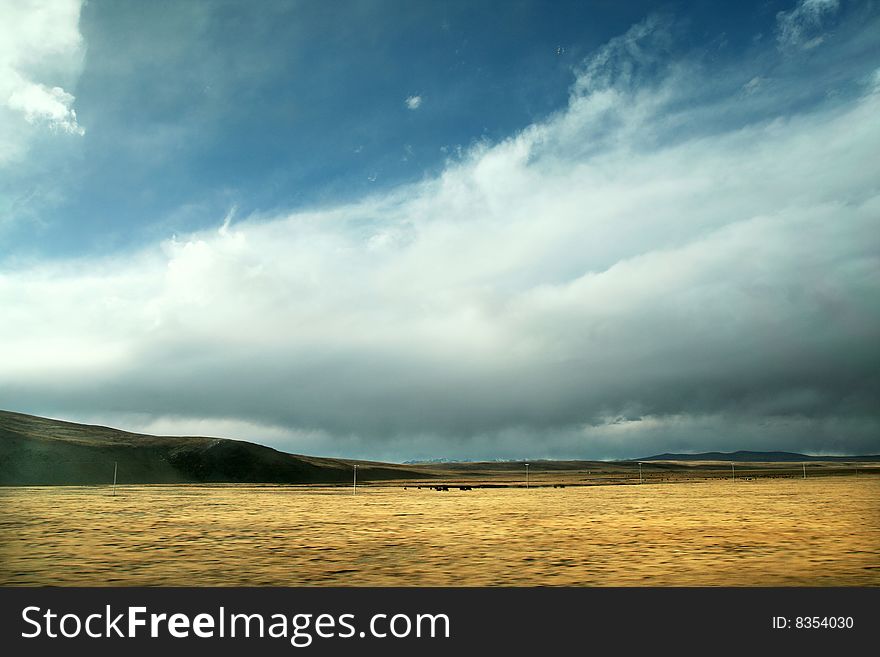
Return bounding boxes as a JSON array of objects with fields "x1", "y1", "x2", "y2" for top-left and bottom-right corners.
[{"x1": 2, "y1": 8, "x2": 879, "y2": 460}]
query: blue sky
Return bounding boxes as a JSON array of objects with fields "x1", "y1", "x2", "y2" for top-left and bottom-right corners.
[
  {"x1": 2, "y1": 0, "x2": 823, "y2": 258},
  {"x1": 1, "y1": 0, "x2": 879, "y2": 460}
]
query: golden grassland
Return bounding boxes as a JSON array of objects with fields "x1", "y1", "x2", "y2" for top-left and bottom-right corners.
[{"x1": 1, "y1": 475, "x2": 878, "y2": 586}]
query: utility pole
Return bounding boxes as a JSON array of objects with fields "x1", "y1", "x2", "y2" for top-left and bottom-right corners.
[
  {"x1": 113, "y1": 461, "x2": 117, "y2": 497},
  {"x1": 353, "y1": 464, "x2": 358, "y2": 495},
  {"x1": 525, "y1": 463, "x2": 530, "y2": 489},
  {"x1": 639, "y1": 462, "x2": 643, "y2": 484}
]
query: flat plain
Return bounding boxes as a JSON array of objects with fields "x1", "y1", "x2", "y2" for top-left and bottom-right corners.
[{"x1": 1, "y1": 475, "x2": 878, "y2": 586}]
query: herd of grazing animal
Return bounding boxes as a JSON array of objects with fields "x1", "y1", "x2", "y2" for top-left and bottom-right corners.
[{"x1": 405, "y1": 485, "x2": 473, "y2": 491}]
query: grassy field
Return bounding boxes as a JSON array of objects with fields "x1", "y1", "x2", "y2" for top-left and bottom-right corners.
[{"x1": 1, "y1": 475, "x2": 878, "y2": 586}]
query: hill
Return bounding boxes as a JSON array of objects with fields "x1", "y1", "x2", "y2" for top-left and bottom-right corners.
[
  {"x1": 0, "y1": 410, "x2": 428, "y2": 486},
  {"x1": 637, "y1": 450, "x2": 880, "y2": 462}
]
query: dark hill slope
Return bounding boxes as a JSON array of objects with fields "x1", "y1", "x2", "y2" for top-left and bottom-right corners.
[{"x1": 0, "y1": 410, "x2": 428, "y2": 485}]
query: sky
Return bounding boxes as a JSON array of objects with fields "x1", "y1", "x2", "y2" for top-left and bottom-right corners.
[{"x1": 1, "y1": 0, "x2": 878, "y2": 461}]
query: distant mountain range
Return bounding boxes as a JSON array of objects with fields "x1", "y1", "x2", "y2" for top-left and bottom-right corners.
[
  {"x1": 0, "y1": 410, "x2": 427, "y2": 486},
  {"x1": 636, "y1": 451, "x2": 880, "y2": 462}
]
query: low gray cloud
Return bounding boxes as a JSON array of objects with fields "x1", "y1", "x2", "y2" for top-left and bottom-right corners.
[{"x1": 2, "y1": 11, "x2": 879, "y2": 460}]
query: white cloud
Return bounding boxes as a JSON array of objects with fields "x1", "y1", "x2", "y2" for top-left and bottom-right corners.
[
  {"x1": 7, "y1": 81, "x2": 84, "y2": 134},
  {"x1": 776, "y1": 0, "x2": 840, "y2": 51},
  {"x1": 741, "y1": 76, "x2": 763, "y2": 95},
  {"x1": 2, "y1": 14, "x2": 879, "y2": 459},
  {"x1": 405, "y1": 94, "x2": 422, "y2": 110},
  {"x1": 0, "y1": 0, "x2": 85, "y2": 163}
]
